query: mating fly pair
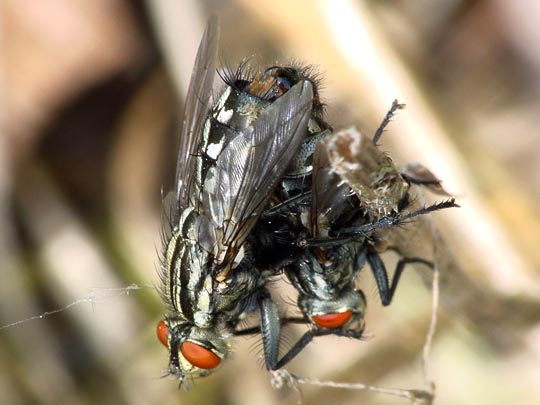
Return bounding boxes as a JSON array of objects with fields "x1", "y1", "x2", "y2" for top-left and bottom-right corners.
[{"x1": 156, "y1": 17, "x2": 457, "y2": 387}]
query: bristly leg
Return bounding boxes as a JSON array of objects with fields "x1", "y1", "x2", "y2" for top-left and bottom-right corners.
[
  {"x1": 372, "y1": 99, "x2": 406, "y2": 144},
  {"x1": 304, "y1": 199, "x2": 459, "y2": 248},
  {"x1": 365, "y1": 244, "x2": 434, "y2": 306}
]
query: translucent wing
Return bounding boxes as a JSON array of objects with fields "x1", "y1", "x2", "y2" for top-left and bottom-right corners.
[
  {"x1": 202, "y1": 81, "x2": 314, "y2": 274},
  {"x1": 309, "y1": 141, "x2": 351, "y2": 238},
  {"x1": 400, "y1": 162, "x2": 453, "y2": 196},
  {"x1": 375, "y1": 184, "x2": 448, "y2": 286},
  {"x1": 383, "y1": 185, "x2": 437, "y2": 259},
  {"x1": 174, "y1": 17, "x2": 219, "y2": 218}
]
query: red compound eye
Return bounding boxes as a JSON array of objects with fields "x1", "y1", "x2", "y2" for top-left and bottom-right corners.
[
  {"x1": 180, "y1": 341, "x2": 221, "y2": 370},
  {"x1": 312, "y1": 310, "x2": 353, "y2": 329},
  {"x1": 156, "y1": 320, "x2": 169, "y2": 348}
]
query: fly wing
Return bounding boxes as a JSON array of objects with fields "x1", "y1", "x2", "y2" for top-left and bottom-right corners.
[
  {"x1": 310, "y1": 141, "x2": 351, "y2": 238},
  {"x1": 173, "y1": 17, "x2": 219, "y2": 218},
  {"x1": 202, "y1": 81, "x2": 314, "y2": 273},
  {"x1": 382, "y1": 185, "x2": 437, "y2": 260},
  {"x1": 400, "y1": 162, "x2": 453, "y2": 196},
  {"x1": 377, "y1": 184, "x2": 448, "y2": 285}
]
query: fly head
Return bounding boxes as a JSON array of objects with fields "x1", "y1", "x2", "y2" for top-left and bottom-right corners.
[{"x1": 156, "y1": 316, "x2": 230, "y2": 387}]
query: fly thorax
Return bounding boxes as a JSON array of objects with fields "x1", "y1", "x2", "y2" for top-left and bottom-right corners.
[
  {"x1": 216, "y1": 86, "x2": 268, "y2": 132},
  {"x1": 286, "y1": 127, "x2": 331, "y2": 177},
  {"x1": 280, "y1": 128, "x2": 331, "y2": 197},
  {"x1": 197, "y1": 85, "x2": 269, "y2": 195},
  {"x1": 214, "y1": 86, "x2": 234, "y2": 124},
  {"x1": 200, "y1": 86, "x2": 234, "y2": 162}
]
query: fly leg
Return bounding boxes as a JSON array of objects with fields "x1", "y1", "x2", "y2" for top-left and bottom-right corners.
[
  {"x1": 234, "y1": 309, "x2": 363, "y2": 370},
  {"x1": 274, "y1": 326, "x2": 364, "y2": 370},
  {"x1": 372, "y1": 99, "x2": 405, "y2": 144},
  {"x1": 234, "y1": 326, "x2": 262, "y2": 336},
  {"x1": 262, "y1": 190, "x2": 311, "y2": 216},
  {"x1": 256, "y1": 289, "x2": 283, "y2": 370},
  {"x1": 366, "y1": 244, "x2": 433, "y2": 306},
  {"x1": 234, "y1": 324, "x2": 339, "y2": 369},
  {"x1": 256, "y1": 295, "x2": 333, "y2": 370},
  {"x1": 228, "y1": 289, "x2": 283, "y2": 369},
  {"x1": 306, "y1": 199, "x2": 458, "y2": 248},
  {"x1": 233, "y1": 316, "x2": 308, "y2": 336}
]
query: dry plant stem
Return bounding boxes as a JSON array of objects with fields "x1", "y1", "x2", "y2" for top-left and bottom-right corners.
[
  {"x1": 271, "y1": 369, "x2": 433, "y2": 405},
  {"x1": 421, "y1": 265, "x2": 439, "y2": 395}
]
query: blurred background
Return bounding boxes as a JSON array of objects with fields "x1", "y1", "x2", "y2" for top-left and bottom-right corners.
[{"x1": 2, "y1": 0, "x2": 540, "y2": 404}]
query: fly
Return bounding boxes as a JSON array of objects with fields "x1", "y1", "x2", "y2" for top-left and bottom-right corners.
[
  {"x1": 266, "y1": 102, "x2": 458, "y2": 367},
  {"x1": 156, "y1": 17, "x2": 330, "y2": 387}
]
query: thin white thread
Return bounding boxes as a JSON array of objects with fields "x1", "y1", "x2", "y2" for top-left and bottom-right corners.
[{"x1": 0, "y1": 284, "x2": 155, "y2": 331}]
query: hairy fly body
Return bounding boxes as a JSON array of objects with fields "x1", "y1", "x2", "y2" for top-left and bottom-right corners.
[
  {"x1": 156, "y1": 17, "x2": 334, "y2": 386},
  {"x1": 268, "y1": 103, "x2": 458, "y2": 368}
]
